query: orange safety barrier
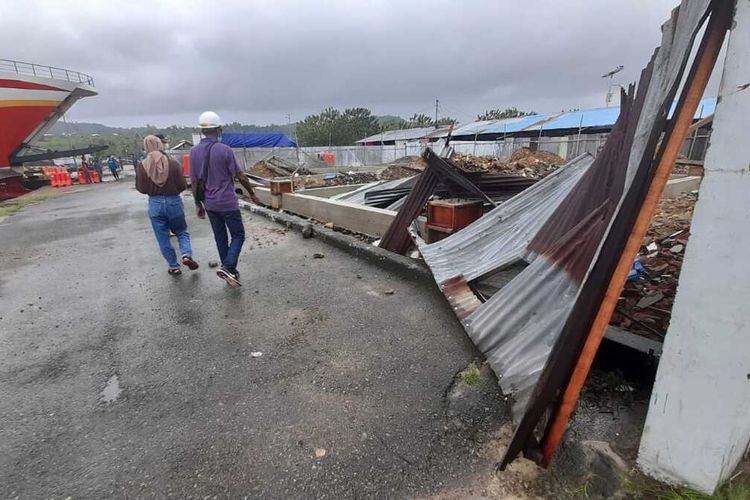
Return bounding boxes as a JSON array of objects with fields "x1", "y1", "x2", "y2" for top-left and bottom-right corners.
[
  {"x1": 92, "y1": 170, "x2": 100, "y2": 183},
  {"x1": 78, "y1": 168, "x2": 88, "y2": 184},
  {"x1": 50, "y1": 171, "x2": 59, "y2": 188},
  {"x1": 62, "y1": 170, "x2": 72, "y2": 186},
  {"x1": 321, "y1": 152, "x2": 336, "y2": 166},
  {"x1": 182, "y1": 154, "x2": 190, "y2": 177}
]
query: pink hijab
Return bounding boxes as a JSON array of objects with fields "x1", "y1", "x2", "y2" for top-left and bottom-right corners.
[{"x1": 142, "y1": 135, "x2": 170, "y2": 186}]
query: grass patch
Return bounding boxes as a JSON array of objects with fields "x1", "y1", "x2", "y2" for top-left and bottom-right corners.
[
  {"x1": 626, "y1": 476, "x2": 750, "y2": 500},
  {"x1": 0, "y1": 205, "x2": 20, "y2": 217},
  {"x1": 459, "y1": 363, "x2": 482, "y2": 386},
  {"x1": 0, "y1": 192, "x2": 54, "y2": 218}
]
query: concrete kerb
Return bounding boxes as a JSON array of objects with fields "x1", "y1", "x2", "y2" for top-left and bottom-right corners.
[{"x1": 239, "y1": 200, "x2": 433, "y2": 283}]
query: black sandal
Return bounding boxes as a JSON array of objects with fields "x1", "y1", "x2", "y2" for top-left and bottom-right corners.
[{"x1": 168, "y1": 268, "x2": 182, "y2": 275}]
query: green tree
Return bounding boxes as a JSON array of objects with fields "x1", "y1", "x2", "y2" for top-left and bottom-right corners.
[
  {"x1": 296, "y1": 107, "x2": 380, "y2": 146},
  {"x1": 476, "y1": 107, "x2": 536, "y2": 121},
  {"x1": 407, "y1": 113, "x2": 433, "y2": 128},
  {"x1": 340, "y1": 107, "x2": 379, "y2": 145},
  {"x1": 378, "y1": 116, "x2": 408, "y2": 132},
  {"x1": 435, "y1": 117, "x2": 458, "y2": 126}
]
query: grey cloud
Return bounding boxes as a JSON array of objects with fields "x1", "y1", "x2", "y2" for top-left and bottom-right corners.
[{"x1": 2, "y1": 0, "x2": 683, "y2": 126}]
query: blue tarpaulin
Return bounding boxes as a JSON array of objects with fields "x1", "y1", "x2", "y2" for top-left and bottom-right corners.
[{"x1": 220, "y1": 132, "x2": 297, "y2": 148}]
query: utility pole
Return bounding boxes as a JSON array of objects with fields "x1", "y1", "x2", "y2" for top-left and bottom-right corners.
[
  {"x1": 434, "y1": 98, "x2": 439, "y2": 127},
  {"x1": 602, "y1": 65, "x2": 624, "y2": 107},
  {"x1": 286, "y1": 113, "x2": 292, "y2": 138}
]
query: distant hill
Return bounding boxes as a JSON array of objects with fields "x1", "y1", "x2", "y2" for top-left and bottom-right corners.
[
  {"x1": 48, "y1": 115, "x2": 411, "y2": 137},
  {"x1": 47, "y1": 121, "x2": 289, "y2": 137}
]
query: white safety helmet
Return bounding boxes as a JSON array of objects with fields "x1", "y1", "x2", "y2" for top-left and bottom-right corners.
[{"x1": 198, "y1": 111, "x2": 222, "y2": 129}]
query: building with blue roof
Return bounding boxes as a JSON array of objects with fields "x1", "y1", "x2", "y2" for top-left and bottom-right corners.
[{"x1": 353, "y1": 97, "x2": 716, "y2": 162}]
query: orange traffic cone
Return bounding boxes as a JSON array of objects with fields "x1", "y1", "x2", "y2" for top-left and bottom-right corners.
[{"x1": 64, "y1": 171, "x2": 72, "y2": 186}]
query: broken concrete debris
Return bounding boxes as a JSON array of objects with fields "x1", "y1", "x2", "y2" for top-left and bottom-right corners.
[{"x1": 302, "y1": 223, "x2": 314, "y2": 239}]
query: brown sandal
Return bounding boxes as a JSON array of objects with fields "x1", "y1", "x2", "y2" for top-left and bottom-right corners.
[{"x1": 182, "y1": 255, "x2": 199, "y2": 271}]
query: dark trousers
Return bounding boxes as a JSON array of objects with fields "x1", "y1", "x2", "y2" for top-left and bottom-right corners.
[{"x1": 206, "y1": 209, "x2": 245, "y2": 273}]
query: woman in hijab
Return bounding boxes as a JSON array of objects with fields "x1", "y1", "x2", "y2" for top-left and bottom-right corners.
[{"x1": 136, "y1": 135, "x2": 199, "y2": 275}]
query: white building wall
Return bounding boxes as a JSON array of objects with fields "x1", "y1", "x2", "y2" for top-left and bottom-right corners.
[{"x1": 637, "y1": 1, "x2": 750, "y2": 493}]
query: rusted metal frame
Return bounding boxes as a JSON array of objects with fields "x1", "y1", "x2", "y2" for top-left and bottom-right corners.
[
  {"x1": 379, "y1": 148, "x2": 493, "y2": 254},
  {"x1": 426, "y1": 151, "x2": 497, "y2": 207},
  {"x1": 378, "y1": 161, "x2": 441, "y2": 253},
  {"x1": 539, "y1": 0, "x2": 732, "y2": 466},
  {"x1": 499, "y1": 1, "x2": 718, "y2": 470}
]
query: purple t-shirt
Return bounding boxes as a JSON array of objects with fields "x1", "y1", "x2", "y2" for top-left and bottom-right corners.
[{"x1": 189, "y1": 138, "x2": 241, "y2": 212}]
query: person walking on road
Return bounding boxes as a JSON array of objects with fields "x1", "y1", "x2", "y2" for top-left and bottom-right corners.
[
  {"x1": 189, "y1": 111, "x2": 257, "y2": 287},
  {"x1": 92, "y1": 156, "x2": 104, "y2": 180},
  {"x1": 136, "y1": 135, "x2": 199, "y2": 276},
  {"x1": 108, "y1": 155, "x2": 120, "y2": 181}
]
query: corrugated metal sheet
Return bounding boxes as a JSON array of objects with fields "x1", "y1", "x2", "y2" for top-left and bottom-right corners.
[
  {"x1": 413, "y1": 153, "x2": 594, "y2": 284},
  {"x1": 332, "y1": 178, "x2": 414, "y2": 206},
  {"x1": 407, "y1": 0, "x2": 712, "y2": 470},
  {"x1": 524, "y1": 107, "x2": 621, "y2": 132},
  {"x1": 500, "y1": 0, "x2": 712, "y2": 468},
  {"x1": 448, "y1": 117, "x2": 528, "y2": 137},
  {"x1": 356, "y1": 127, "x2": 436, "y2": 144},
  {"x1": 480, "y1": 114, "x2": 557, "y2": 135}
]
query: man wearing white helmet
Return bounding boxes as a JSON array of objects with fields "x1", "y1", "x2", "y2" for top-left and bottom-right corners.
[{"x1": 189, "y1": 111, "x2": 257, "y2": 287}]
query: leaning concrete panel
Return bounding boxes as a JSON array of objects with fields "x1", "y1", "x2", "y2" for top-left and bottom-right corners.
[{"x1": 638, "y1": 1, "x2": 750, "y2": 493}]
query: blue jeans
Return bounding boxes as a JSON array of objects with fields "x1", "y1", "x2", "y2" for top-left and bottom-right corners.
[
  {"x1": 206, "y1": 209, "x2": 245, "y2": 273},
  {"x1": 148, "y1": 195, "x2": 192, "y2": 268}
]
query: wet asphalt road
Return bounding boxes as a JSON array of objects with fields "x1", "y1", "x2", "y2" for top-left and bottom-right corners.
[{"x1": 0, "y1": 178, "x2": 507, "y2": 498}]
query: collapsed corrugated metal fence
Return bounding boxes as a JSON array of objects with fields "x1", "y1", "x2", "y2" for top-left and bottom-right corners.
[{"x1": 403, "y1": 0, "x2": 717, "y2": 468}]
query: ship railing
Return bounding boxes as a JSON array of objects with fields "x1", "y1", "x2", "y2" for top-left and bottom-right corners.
[{"x1": 0, "y1": 59, "x2": 94, "y2": 86}]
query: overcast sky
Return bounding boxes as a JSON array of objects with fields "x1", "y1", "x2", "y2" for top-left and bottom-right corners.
[{"x1": 3, "y1": 0, "x2": 699, "y2": 127}]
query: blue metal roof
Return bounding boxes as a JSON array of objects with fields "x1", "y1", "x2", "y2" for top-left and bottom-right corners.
[
  {"x1": 362, "y1": 97, "x2": 717, "y2": 142},
  {"x1": 524, "y1": 107, "x2": 620, "y2": 132},
  {"x1": 480, "y1": 114, "x2": 553, "y2": 135},
  {"x1": 669, "y1": 97, "x2": 715, "y2": 119},
  {"x1": 525, "y1": 97, "x2": 716, "y2": 132}
]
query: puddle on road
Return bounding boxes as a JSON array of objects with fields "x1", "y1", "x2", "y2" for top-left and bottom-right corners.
[{"x1": 100, "y1": 374, "x2": 122, "y2": 403}]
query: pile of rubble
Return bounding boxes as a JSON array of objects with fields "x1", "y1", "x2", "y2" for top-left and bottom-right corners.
[
  {"x1": 248, "y1": 156, "x2": 312, "y2": 178},
  {"x1": 378, "y1": 156, "x2": 425, "y2": 180},
  {"x1": 450, "y1": 148, "x2": 566, "y2": 179},
  {"x1": 301, "y1": 171, "x2": 379, "y2": 188},
  {"x1": 611, "y1": 193, "x2": 698, "y2": 340}
]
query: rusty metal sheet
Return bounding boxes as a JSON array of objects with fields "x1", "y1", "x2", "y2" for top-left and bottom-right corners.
[{"x1": 404, "y1": 0, "x2": 713, "y2": 470}]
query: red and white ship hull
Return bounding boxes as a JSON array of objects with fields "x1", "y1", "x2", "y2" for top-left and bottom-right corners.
[{"x1": 0, "y1": 61, "x2": 97, "y2": 201}]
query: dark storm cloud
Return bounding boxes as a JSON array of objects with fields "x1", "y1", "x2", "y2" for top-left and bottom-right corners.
[{"x1": 2, "y1": 0, "x2": 681, "y2": 126}]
